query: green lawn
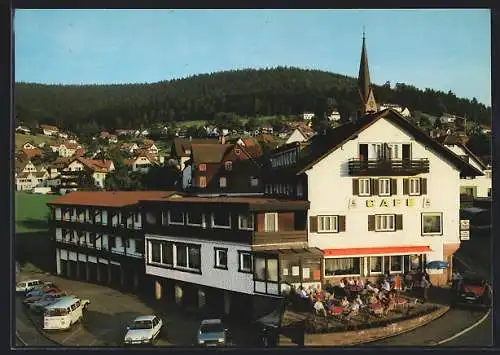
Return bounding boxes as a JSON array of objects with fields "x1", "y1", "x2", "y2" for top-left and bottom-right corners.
[
  {"x1": 15, "y1": 133, "x2": 59, "y2": 151},
  {"x1": 15, "y1": 192, "x2": 57, "y2": 233}
]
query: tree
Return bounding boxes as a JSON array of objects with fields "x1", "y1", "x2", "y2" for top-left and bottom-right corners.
[
  {"x1": 143, "y1": 166, "x2": 180, "y2": 189},
  {"x1": 467, "y1": 133, "x2": 491, "y2": 157},
  {"x1": 185, "y1": 125, "x2": 206, "y2": 138}
]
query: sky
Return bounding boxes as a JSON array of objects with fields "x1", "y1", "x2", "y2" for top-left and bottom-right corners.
[{"x1": 14, "y1": 9, "x2": 491, "y2": 106}]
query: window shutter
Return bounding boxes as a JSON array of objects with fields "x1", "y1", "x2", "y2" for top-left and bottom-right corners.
[
  {"x1": 309, "y1": 216, "x2": 318, "y2": 233},
  {"x1": 372, "y1": 179, "x2": 379, "y2": 196},
  {"x1": 391, "y1": 179, "x2": 398, "y2": 195},
  {"x1": 420, "y1": 178, "x2": 427, "y2": 195},
  {"x1": 403, "y1": 178, "x2": 409, "y2": 195},
  {"x1": 352, "y1": 179, "x2": 359, "y2": 196},
  {"x1": 395, "y1": 214, "x2": 403, "y2": 230},
  {"x1": 368, "y1": 215, "x2": 375, "y2": 231},
  {"x1": 338, "y1": 216, "x2": 346, "y2": 232}
]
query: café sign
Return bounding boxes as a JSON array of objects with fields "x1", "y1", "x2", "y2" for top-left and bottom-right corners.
[{"x1": 365, "y1": 198, "x2": 416, "y2": 208}]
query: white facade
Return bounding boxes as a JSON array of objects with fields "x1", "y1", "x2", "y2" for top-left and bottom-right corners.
[
  {"x1": 302, "y1": 112, "x2": 315, "y2": 121},
  {"x1": 444, "y1": 144, "x2": 491, "y2": 197},
  {"x1": 145, "y1": 234, "x2": 254, "y2": 295},
  {"x1": 305, "y1": 117, "x2": 461, "y2": 281}
]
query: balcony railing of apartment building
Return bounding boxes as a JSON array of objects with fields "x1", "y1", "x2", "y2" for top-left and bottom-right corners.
[
  {"x1": 55, "y1": 238, "x2": 144, "y2": 258},
  {"x1": 347, "y1": 158, "x2": 430, "y2": 176}
]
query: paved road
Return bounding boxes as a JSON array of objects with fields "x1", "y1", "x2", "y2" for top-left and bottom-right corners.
[
  {"x1": 15, "y1": 272, "x2": 260, "y2": 347},
  {"x1": 15, "y1": 296, "x2": 60, "y2": 347},
  {"x1": 441, "y1": 311, "x2": 492, "y2": 347}
]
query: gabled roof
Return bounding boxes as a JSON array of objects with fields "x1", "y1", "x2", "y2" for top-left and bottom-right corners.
[
  {"x1": 278, "y1": 109, "x2": 482, "y2": 177},
  {"x1": 172, "y1": 138, "x2": 219, "y2": 157},
  {"x1": 22, "y1": 148, "x2": 41, "y2": 159},
  {"x1": 191, "y1": 144, "x2": 232, "y2": 164},
  {"x1": 48, "y1": 190, "x2": 177, "y2": 207},
  {"x1": 239, "y1": 138, "x2": 264, "y2": 159}
]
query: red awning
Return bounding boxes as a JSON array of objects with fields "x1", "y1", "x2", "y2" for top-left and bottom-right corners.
[{"x1": 323, "y1": 245, "x2": 432, "y2": 257}]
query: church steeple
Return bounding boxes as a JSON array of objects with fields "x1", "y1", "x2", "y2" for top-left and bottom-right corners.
[{"x1": 358, "y1": 30, "x2": 377, "y2": 115}]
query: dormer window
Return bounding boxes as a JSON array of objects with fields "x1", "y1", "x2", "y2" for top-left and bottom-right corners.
[
  {"x1": 198, "y1": 164, "x2": 206, "y2": 172},
  {"x1": 235, "y1": 148, "x2": 241, "y2": 155},
  {"x1": 225, "y1": 161, "x2": 232, "y2": 171}
]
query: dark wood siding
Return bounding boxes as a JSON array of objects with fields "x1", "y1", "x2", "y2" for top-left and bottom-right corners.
[
  {"x1": 372, "y1": 178, "x2": 379, "y2": 196},
  {"x1": 252, "y1": 231, "x2": 307, "y2": 250},
  {"x1": 403, "y1": 178, "x2": 409, "y2": 195},
  {"x1": 256, "y1": 213, "x2": 266, "y2": 232}
]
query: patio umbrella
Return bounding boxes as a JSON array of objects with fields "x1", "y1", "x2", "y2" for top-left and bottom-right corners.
[{"x1": 425, "y1": 260, "x2": 449, "y2": 270}]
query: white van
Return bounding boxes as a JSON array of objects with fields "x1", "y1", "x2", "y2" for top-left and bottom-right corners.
[
  {"x1": 16, "y1": 279, "x2": 44, "y2": 293},
  {"x1": 43, "y1": 297, "x2": 87, "y2": 330}
]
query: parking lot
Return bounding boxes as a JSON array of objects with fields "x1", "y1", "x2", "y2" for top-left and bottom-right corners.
[{"x1": 16, "y1": 272, "x2": 260, "y2": 347}]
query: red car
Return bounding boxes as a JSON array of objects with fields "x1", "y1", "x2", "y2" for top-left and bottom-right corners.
[{"x1": 452, "y1": 273, "x2": 491, "y2": 308}]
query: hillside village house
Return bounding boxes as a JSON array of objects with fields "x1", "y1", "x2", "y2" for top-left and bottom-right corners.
[
  {"x1": 378, "y1": 104, "x2": 411, "y2": 118},
  {"x1": 15, "y1": 160, "x2": 50, "y2": 191},
  {"x1": 328, "y1": 111, "x2": 342, "y2": 122},
  {"x1": 48, "y1": 191, "x2": 176, "y2": 292},
  {"x1": 171, "y1": 138, "x2": 219, "y2": 171},
  {"x1": 440, "y1": 136, "x2": 492, "y2": 198},
  {"x1": 124, "y1": 153, "x2": 160, "y2": 173},
  {"x1": 50, "y1": 141, "x2": 85, "y2": 158},
  {"x1": 181, "y1": 140, "x2": 263, "y2": 194},
  {"x1": 301, "y1": 112, "x2": 315, "y2": 121},
  {"x1": 63, "y1": 157, "x2": 115, "y2": 189},
  {"x1": 40, "y1": 124, "x2": 59, "y2": 136},
  {"x1": 23, "y1": 142, "x2": 37, "y2": 150},
  {"x1": 141, "y1": 140, "x2": 159, "y2": 156},
  {"x1": 286, "y1": 124, "x2": 315, "y2": 145},
  {"x1": 16, "y1": 125, "x2": 31, "y2": 135},
  {"x1": 120, "y1": 143, "x2": 140, "y2": 155}
]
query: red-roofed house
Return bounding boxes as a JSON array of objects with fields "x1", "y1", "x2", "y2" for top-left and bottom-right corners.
[
  {"x1": 124, "y1": 153, "x2": 160, "y2": 173},
  {"x1": 50, "y1": 141, "x2": 84, "y2": 158},
  {"x1": 64, "y1": 157, "x2": 115, "y2": 189},
  {"x1": 22, "y1": 147, "x2": 42, "y2": 159}
]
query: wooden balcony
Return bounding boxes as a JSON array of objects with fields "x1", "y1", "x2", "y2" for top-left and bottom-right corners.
[
  {"x1": 348, "y1": 158, "x2": 430, "y2": 176},
  {"x1": 252, "y1": 230, "x2": 308, "y2": 251}
]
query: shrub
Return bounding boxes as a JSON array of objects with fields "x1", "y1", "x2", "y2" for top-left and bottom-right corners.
[{"x1": 21, "y1": 262, "x2": 43, "y2": 273}]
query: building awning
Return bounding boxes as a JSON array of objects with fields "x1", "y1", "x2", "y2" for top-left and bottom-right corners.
[{"x1": 323, "y1": 245, "x2": 432, "y2": 257}]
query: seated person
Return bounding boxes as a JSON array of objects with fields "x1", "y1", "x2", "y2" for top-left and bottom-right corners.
[
  {"x1": 313, "y1": 300, "x2": 327, "y2": 317},
  {"x1": 339, "y1": 279, "x2": 346, "y2": 288},
  {"x1": 340, "y1": 296, "x2": 350, "y2": 307},
  {"x1": 348, "y1": 277, "x2": 355, "y2": 286},
  {"x1": 298, "y1": 287, "x2": 308, "y2": 299},
  {"x1": 381, "y1": 279, "x2": 391, "y2": 292},
  {"x1": 354, "y1": 294, "x2": 364, "y2": 307},
  {"x1": 356, "y1": 277, "x2": 365, "y2": 288},
  {"x1": 366, "y1": 282, "x2": 379, "y2": 294}
]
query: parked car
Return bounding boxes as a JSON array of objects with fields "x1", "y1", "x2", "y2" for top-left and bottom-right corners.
[
  {"x1": 23, "y1": 289, "x2": 63, "y2": 306},
  {"x1": 25, "y1": 285, "x2": 61, "y2": 299},
  {"x1": 43, "y1": 297, "x2": 89, "y2": 331},
  {"x1": 452, "y1": 272, "x2": 492, "y2": 308},
  {"x1": 29, "y1": 293, "x2": 70, "y2": 313},
  {"x1": 196, "y1": 319, "x2": 228, "y2": 347},
  {"x1": 16, "y1": 279, "x2": 44, "y2": 293},
  {"x1": 123, "y1": 315, "x2": 163, "y2": 345}
]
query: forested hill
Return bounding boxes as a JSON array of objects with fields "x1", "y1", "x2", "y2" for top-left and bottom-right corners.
[{"x1": 15, "y1": 67, "x2": 491, "y2": 132}]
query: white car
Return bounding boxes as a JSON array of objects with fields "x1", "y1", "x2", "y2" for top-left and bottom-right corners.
[
  {"x1": 123, "y1": 315, "x2": 163, "y2": 345},
  {"x1": 16, "y1": 279, "x2": 43, "y2": 293}
]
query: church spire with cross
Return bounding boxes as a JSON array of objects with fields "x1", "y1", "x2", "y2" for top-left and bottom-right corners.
[{"x1": 357, "y1": 29, "x2": 378, "y2": 115}]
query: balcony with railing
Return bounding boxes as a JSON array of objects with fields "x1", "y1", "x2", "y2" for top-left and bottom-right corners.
[{"x1": 347, "y1": 158, "x2": 430, "y2": 176}]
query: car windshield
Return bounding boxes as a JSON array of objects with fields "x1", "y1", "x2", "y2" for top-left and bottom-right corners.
[
  {"x1": 45, "y1": 308, "x2": 68, "y2": 317},
  {"x1": 200, "y1": 323, "x2": 224, "y2": 334},
  {"x1": 130, "y1": 320, "x2": 153, "y2": 330}
]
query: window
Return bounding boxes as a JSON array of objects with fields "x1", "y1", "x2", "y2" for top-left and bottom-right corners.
[
  {"x1": 219, "y1": 177, "x2": 227, "y2": 188},
  {"x1": 254, "y1": 256, "x2": 266, "y2": 280},
  {"x1": 378, "y1": 178, "x2": 391, "y2": 196},
  {"x1": 198, "y1": 164, "x2": 206, "y2": 172},
  {"x1": 238, "y1": 214, "x2": 254, "y2": 230},
  {"x1": 250, "y1": 177, "x2": 259, "y2": 187},
  {"x1": 318, "y1": 216, "x2": 338, "y2": 232},
  {"x1": 199, "y1": 176, "x2": 207, "y2": 188},
  {"x1": 225, "y1": 161, "x2": 232, "y2": 171},
  {"x1": 267, "y1": 258, "x2": 278, "y2": 282},
  {"x1": 375, "y1": 214, "x2": 395, "y2": 231},
  {"x1": 422, "y1": 213, "x2": 443, "y2": 235},
  {"x1": 235, "y1": 148, "x2": 241, "y2": 155},
  {"x1": 212, "y1": 211, "x2": 231, "y2": 228},
  {"x1": 150, "y1": 241, "x2": 161, "y2": 263},
  {"x1": 161, "y1": 242, "x2": 173, "y2": 265},
  {"x1": 264, "y1": 213, "x2": 278, "y2": 232},
  {"x1": 188, "y1": 247, "x2": 201, "y2": 269},
  {"x1": 369, "y1": 256, "x2": 382, "y2": 274},
  {"x1": 186, "y1": 211, "x2": 203, "y2": 226},
  {"x1": 238, "y1": 251, "x2": 252, "y2": 273},
  {"x1": 175, "y1": 245, "x2": 188, "y2": 267},
  {"x1": 297, "y1": 182, "x2": 303, "y2": 197},
  {"x1": 390, "y1": 255, "x2": 403, "y2": 272},
  {"x1": 409, "y1": 178, "x2": 420, "y2": 195},
  {"x1": 168, "y1": 210, "x2": 184, "y2": 225},
  {"x1": 214, "y1": 248, "x2": 228, "y2": 269},
  {"x1": 359, "y1": 178, "x2": 371, "y2": 196},
  {"x1": 324, "y1": 257, "x2": 361, "y2": 276}
]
